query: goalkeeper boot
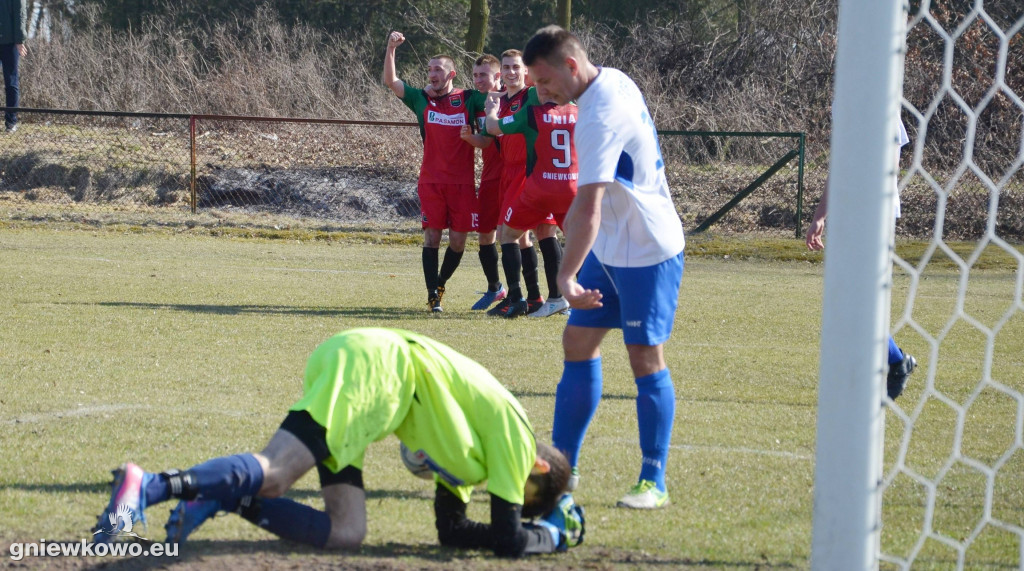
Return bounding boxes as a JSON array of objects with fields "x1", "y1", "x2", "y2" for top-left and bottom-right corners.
[
  {"x1": 543, "y1": 493, "x2": 585, "y2": 548},
  {"x1": 616, "y1": 479, "x2": 670, "y2": 509},
  {"x1": 165, "y1": 499, "x2": 222, "y2": 544},
  {"x1": 887, "y1": 354, "x2": 917, "y2": 400},
  {"x1": 93, "y1": 463, "x2": 154, "y2": 542},
  {"x1": 471, "y1": 283, "x2": 507, "y2": 310}
]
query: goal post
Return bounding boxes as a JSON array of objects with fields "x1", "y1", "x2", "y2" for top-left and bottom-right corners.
[{"x1": 811, "y1": 0, "x2": 907, "y2": 569}]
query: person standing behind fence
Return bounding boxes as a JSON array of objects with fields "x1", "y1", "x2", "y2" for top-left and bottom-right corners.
[
  {"x1": 382, "y1": 31, "x2": 484, "y2": 313},
  {"x1": 0, "y1": 0, "x2": 26, "y2": 133},
  {"x1": 524, "y1": 25, "x2": 686, "y2": 509}
]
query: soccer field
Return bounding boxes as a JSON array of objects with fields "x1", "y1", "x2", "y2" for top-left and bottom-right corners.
[{"x1": 0, "y1": 227, "x2": 1019, "y2": 569}]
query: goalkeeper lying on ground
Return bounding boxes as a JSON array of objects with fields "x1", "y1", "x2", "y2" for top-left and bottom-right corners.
[{"x1": 92, "y1": 327, "x2": 584, "y2": 557}]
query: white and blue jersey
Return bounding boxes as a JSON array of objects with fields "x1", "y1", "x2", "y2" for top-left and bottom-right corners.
[
  {"x1": 570, "y1": 67, "x2": 685, "y2": 344},
  {"x1": 574, "y1": 67, "x2": 685, "y2": 268}
]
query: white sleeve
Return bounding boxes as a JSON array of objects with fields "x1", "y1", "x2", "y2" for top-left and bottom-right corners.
[
  {"x1": 897, "y1": 117, "x2": 909, "y2": 148},
  {"x1": 575, "y1": 106, "x2": 624, "y2": 187}
]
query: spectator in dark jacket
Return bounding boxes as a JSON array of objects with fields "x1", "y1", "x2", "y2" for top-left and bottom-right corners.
[{"x1": 0, "y1": 0, "x2": 27, "y2": 132}]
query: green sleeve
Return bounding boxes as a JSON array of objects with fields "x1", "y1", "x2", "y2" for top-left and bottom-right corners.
[
  {"x1": 467, "y1": 89, "x2": 487, "y2": 118},
  {"x1": 498, "y1": 105, "x2": 531, "y2": 136},
  {"x1": 399, "y1": 81, "x2": 427, "y2": 115},
  {"x1": 526, "y1": 87, "x2": 540, "y2": 105}
]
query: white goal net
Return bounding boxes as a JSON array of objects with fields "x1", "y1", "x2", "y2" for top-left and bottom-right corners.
[{"x1": 813, "y1": 1, "x2": 1024, "y2": 570}]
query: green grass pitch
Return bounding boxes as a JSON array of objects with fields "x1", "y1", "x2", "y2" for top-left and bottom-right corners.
[{"x1": 1, "y1": 227, "x2": 1021, "y2": 569}]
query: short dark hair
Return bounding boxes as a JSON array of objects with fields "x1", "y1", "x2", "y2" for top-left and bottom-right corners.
[
  {"x1": 500, "y1": 48, "x2": 523, "y2": 61},
  {"x1": 475, "y1": 53, "x2": 500, "y2": 69},
  {"x1": 522, "y1": 25, "x2": 583, "y2": 67},
  {"x1": 521, "y1": 442, "x2": 571, "y2": 519},
  {"x1": 429, "y1": 54, "x2": 456, "y2": 73}
]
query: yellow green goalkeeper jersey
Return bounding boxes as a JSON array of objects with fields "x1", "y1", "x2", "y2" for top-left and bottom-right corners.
[{"x1": 289, "y1": 328, "x2": 536, "y2": 505}]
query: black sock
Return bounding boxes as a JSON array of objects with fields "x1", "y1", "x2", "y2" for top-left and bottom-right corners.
[
  {"x1": 501, "y1": 242, "x2": 524, "y2": 301},
  {"x1": 438, "y1": 247, "x2": 464, "y2": 288},
  {"x1": 539, "y1": 237, "x2": 563, "y2": 299},
  {"x1": 521, "y1": 245, "x2": 541, "y2": 300},
  {"x1": 423, "y1": 247, "x2": 439, "y2": 293},
  {"x1": 479, "y1": 244, "x2": 501, "y2": 290}
]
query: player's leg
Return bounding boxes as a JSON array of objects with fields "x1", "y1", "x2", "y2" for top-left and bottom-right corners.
[
  {"x1": 531, "y1": 222, "x2": 570, "y2": 317},
  {"x1": 99, "y1": 424, "x2": 313, "y2": 543},
  {"x1": 436, "y1": 184, "x2": 478, "y2": 303},
  {"x1": 473, "y1": 178, "x2": 505, "y2": 309},
  {"x1": 886, "y1": 335, "x2": 916, "y2": 400},
  {"x1": 418, "y1": 183, "x2": 447, "y2": 312},
  {"x1": 490, "y1": 222, "x2": 529, "y2": 317},
  {"x1": 520, "y1": 232, "x2": 543, "y2": 310},
  {"x1": 615, "y1": 252, "x2": 684, "y2": 509},
  {"x1": 438, "y1": 229, "x2": 467, "y2": 295},
  {"x1": 162, "y1": 416, "x2": 320, "y2": 543},
  {"x1": 552, "y1": 253, "x2": 621, "y2": 489},
  {"x1": 321, "y1": 478, "x2": 368, "y2": 550}
]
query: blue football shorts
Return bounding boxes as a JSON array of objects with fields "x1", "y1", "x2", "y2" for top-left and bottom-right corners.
[{"x1": 567, "y1": 251, "x2": 684, "y2": 346}]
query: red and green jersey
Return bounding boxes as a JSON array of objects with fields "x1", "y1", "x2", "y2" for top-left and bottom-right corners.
[
  {"x1": 495, "y1": 88, "x2": 537, "y2": 169},
  {"x1": 474, "y1": 107, "x2": 503, "y2": 183},
  {"x1": 497, "y1": 100, "x2": 578, "y2": 212},
  {"x1": 400, "y1": 82, "x2": 486, "y2": 185}
]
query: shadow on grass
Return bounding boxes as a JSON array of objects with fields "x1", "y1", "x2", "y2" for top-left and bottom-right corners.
[
  {"x1": 0, "y1": 481, "x2": 111, "y2": 495},
  {"x1": 511, "y1": 389, "x2": 635, "y2": 401},
  {"x1": 0, "y1": 482, "x2": 435, "y2": 504},
  {"x1": 88, "y1": 301, "x2": 462, "y2": 320}
]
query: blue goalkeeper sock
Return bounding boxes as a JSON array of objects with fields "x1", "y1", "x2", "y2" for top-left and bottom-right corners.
[
  {"x1": 146, "y1": 454, "x2": 264, "y2": 508},
  {"x1": 636, "y1": 368, "x2": 675, "y2": 492},
  {"x1": 887, "y1": 336, "x2": 904, "y2": 366},
  {"x1": 552, "y1": 358, "x2": 603, "y2": 468},
  {"x1": 238, "y1": 496, "x2": 332, "y2": 548}
]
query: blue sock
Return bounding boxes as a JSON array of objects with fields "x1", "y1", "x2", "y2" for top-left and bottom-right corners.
[
  {"x1": 636, "y1": 369, "x2": 675, "y2": 492},
  {"x1": 552, "y1": 358, "x2": 603, "y2": 468},
  {"x1": 888, "y1": 336, "x2": 904, "y2": 366},
  {"x1": 145, "y1": 454, "x2": 264, "y2": 509},
  {"x1": 239, "y1": 497, "x2": 332, "y2": 548}
]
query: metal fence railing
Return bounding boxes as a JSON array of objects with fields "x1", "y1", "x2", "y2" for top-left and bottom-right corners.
[{"x1": 0, "y1": 108, "x2": 811, "y2": 235}]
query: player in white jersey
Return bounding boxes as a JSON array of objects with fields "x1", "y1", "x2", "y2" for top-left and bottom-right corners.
[
  {"x1": 523, "y1": 25, "x2": 685, "y2": 509},
  {"x1": 806, "y1": 118, "x2": 917, "y2": 400}
]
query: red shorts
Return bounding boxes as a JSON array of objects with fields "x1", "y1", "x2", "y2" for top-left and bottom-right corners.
[
  {"x1": 498, "y1": 164, "x2": 526, "y2": 216},
  {"x1": 503, "y1": 196, "x2": 564, "y2": 231},
  {"x1": 417, "y1": 182, "x2": 478, "y2": 232},
  {"x1": 477, "y1": 177, "x2": 501, "y2": 234}
]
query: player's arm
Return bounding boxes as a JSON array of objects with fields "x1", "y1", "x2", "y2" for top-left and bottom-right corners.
[
  {"x1": 382, "y1": 31, "x2": 405, "y2": 99},
  {"x1": 460, "y1": 124, "x2": 494, "y2": 149},
  {"x1": 558, "y1": 182, "x2": 605, "y2": 310},
  {"x1": 805, "y1": 176, "x2": 829, "y2": 251},
  {"x1": 434, "y1": 484, "x2": 557, "y2": 557},
  {"x1": 483, "y1": 91, "x2": 507, "y2": 137}
]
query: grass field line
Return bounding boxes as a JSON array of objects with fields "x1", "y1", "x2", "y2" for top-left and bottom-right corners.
[
  {"x1": 64, "y1": 256, "x2": 118, "y2": 263},
  {"x1": 3, "y1": 403, "x2": 280, "y2": 425},
  {"x1": 602, "y1": 437, "x2": 813, "y2": 461},
  {"x1": 3, "y1": 403, "x2": 149, "y2": 425}
]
